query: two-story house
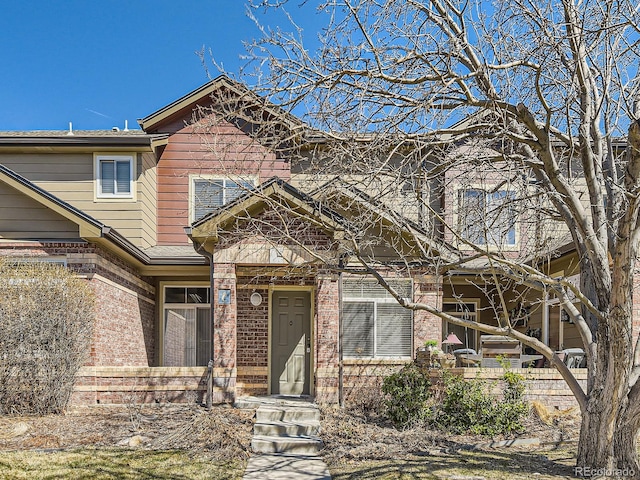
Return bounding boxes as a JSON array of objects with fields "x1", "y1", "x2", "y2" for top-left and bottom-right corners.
[{"x1": 0, "y1": 75, "x2": 589, "y2": 406}]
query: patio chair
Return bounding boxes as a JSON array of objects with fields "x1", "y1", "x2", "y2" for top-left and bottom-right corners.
[
  {"x1": 479, "y1": 335, "x2": 522, "y2": 368},
  {"x1": 562, "y1": 348, "x2": 586, "y2": 368},
  {"x1": 453, "y1": 348, "x2": 479, "y2": 367}
]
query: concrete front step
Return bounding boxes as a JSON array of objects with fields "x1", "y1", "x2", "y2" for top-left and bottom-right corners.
[
  {"x1": 244, "y1": 398, "x2": 325, "y2": 456},
  {"x1": 256, "y1": 406, "x2": 321, "y2": 423},
  {"x1": 251, "y1": 434, "x2": 324, "y2": 455},
  {"x1": 234, "y1": 395, "x2": 314, "y2": 410},
  {"x1": 254, "y1": 420, "x2": 320, "y2": 437}
]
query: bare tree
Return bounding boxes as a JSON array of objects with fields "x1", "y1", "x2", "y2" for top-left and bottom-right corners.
[{"x1": 202, "y1": 0, "x2": 640, "y2": 474}]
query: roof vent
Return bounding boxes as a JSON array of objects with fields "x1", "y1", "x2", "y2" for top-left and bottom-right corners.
[
  {"x1": 67, "y1": 122, "x2": 74, "y2": 136},
  {"x1": 112, "y1": 126, "x2": 120, "y2": 132},
  {"x1": 124, "y1": 120, "x2": 129, "y2": 132}
]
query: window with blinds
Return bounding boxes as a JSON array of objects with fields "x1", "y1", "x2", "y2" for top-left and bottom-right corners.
[
  {"x1": 96, "y1": 155, "x2": 133, "y2": 198},
  {"x1": 342, "y1": 279, "x2": 412, "y2": 358},
  {"x1": 192, "y1": 177, "x2": 255, "y2": 221}
]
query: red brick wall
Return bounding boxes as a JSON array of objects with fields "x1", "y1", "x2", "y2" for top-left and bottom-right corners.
[
  {"x1": 236, "y1": 287, "x2": 269, "y2": 368},
  {"x1": 413, "y1": 275, "x2": 443, "y2": 352},
  {"x1": 315, "y1": 275, "x2": 340, "y2": 403},
  {"x1": 0, "y1": 241, "x2": 156, "y2": 368},
  {"x1": 236, "y1": 286, "x2": 269, "y2": 395},
  {"x1": 213, "y1": 263, "x2": 237, "y2": 370},
  {"x1": 89, "y1": 276, "x2": 155, "y2": 366}
]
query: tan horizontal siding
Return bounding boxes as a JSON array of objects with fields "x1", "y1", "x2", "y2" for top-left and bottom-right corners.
[
  {"x1": 0, "y1": 153, "x2": 150, "y2": 249},
  {"x1": 0, "y1": 222, "x2": 79, "y2": 240},
  {"x1": 0, "y1": 183, "x2": 80, "y2": 239},
  {"x1": 0, "y1": 153, "x2": 93, "y2": 181}
]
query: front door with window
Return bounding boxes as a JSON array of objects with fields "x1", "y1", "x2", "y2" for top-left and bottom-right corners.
[{"x1": 271, "y1": 291, "x2": 311, "y2": 395}]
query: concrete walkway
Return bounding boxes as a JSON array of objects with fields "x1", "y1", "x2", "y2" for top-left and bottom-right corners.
[
  {"x1": 243, "y1": 453, "x2": 331, "y2": 480},
  {"x1": 238, "y1": 396, "x2": 332, "y2": 480}
]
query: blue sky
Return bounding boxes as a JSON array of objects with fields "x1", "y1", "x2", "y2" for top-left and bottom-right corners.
[{"x1": 0, "y1": 1, "x2": 320, "y2": 131}]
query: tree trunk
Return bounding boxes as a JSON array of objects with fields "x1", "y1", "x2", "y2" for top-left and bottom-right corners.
[
  {"x1": 577, "y1": 399, "x2": 616, "y2": 474},
  {"x1": 576, "y1": 256, "x2": 638, "y2": 478},
  {"x1": 613, "y1": 414, "x2": 640, "y2": 479},
  {"x1": 577, "y1": 392, "x2": 640, "y2": 479}
]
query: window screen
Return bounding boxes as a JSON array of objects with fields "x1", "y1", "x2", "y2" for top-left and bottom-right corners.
[
  {"x1": 98, "y1": 156, "x2": 132, "y2": 196},
  {"x1": 193, "y1": 178, "x2": 254, "y2": 221}
]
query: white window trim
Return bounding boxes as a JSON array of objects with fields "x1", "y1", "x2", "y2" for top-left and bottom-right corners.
[
  {"x1": 94, "y1": 153, "x2": 135, "y2": 200},
  {"x1": 188, "y1": 174, "x2": 258, "y2": 223},
  {"x1": 455, "y1": 185, "x2": 519, "y2": 251},
  {"x1": 342, "y1": 279, "x2": 413, "y2": 360}
]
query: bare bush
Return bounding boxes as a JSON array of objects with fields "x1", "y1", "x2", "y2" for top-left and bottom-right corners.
[{"x1": 0, "y1": 258, "x2": 95, "y2": 415}]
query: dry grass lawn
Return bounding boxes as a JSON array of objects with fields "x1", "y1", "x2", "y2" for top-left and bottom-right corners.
[
  {"x1": 0, "y1": 404, "x2": 253, "y2": 480},
  {"x1": 0, "y1": 448, "x2": 243, "y2": 480}
]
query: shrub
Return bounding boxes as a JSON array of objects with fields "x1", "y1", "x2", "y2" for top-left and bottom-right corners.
[
  {"x1": 344, "y1": 383, "x2": 384, "y2": 419},
  {"x1": 0, "y1": 259, "x2": 95, "y2": 415},
  {"x1": 436, "y1": 370, "x2": 528, "y2": 436},
  {"x1": 381, "y1": 365, "x2": 529, "y2": 435},
  {"x1": 382, "y1": 363, "x2": 432, "y2": 427}
]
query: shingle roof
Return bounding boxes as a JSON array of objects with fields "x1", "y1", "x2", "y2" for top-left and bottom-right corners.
[{"x1": 0, "y1": 129, "x2": 150, "y2": 137}]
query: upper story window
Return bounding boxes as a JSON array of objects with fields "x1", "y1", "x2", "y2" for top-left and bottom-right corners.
[
  {"x1": 190, "y1": 175, "x2": 256, "y2": 222},
  {"x1": 459, "y1": 188, "x2": 516, "y2": 247},
  {"x1": 95, "y1": 154, "x2": 134, "y2": 199}
]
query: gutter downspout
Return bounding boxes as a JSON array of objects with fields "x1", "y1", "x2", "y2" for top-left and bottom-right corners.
[
  {"x1": 184, "y1": 228, "x2": 215, "y2": 408},
  {"x1": 338, "y1": 256, "x2": 345, "y2": 407}
]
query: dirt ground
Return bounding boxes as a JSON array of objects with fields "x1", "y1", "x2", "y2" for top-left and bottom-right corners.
[
  {"x1": 319, "y1": 401, "x2": 581, "y2": 478},
  {"x1": 0, "y1": 400, "x2": 581, "y2": 478},
  {"x1": 0, "y1": 404, "x2": 254, "y2": 461}
]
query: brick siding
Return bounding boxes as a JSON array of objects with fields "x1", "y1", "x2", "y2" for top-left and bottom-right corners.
[{"x1": 0, "y1": 241, "x2": 156, "y2": 367}]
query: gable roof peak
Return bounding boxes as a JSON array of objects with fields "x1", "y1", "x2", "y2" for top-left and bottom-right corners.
[{"x1": 138, "y1": 75, "x2": 303, "y2": 134}]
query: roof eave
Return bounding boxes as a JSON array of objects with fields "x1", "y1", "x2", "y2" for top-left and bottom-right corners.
[{"x1": 0, "y1": 135, "x2": 157, "y2": 151}]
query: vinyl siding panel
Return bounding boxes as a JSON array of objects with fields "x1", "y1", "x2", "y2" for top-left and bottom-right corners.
[
  {"x1": 0, "y1": 182, "x2": 80, "y2": 239},
  {"x1": 0, "y1": 154, "x2": 93, "y2": 181},
  {"x1": 138, "y1": 152, "x2": 157, "y2": 248},
  {"x1": 0, "y1": 153, "x2": 152, "y2": 248}
]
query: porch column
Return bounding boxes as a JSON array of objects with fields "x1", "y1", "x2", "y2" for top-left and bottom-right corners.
[
  {"x1": 212, "y1": 262, "x2": 237, "y2": 403},
  {"x1": 315, "y1": 273, "x2": 340, "y2": 403},
  {"x1": 413, "y1": 274, "x2": 443, "y2": 351}
]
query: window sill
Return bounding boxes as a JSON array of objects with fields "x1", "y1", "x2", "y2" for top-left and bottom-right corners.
[
  {"x1": 343, "y1": 358, "x2": 411, "y2": 365},
  {"x1": 94, "y1": 196, "x2": 135, "y2": 202}
]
